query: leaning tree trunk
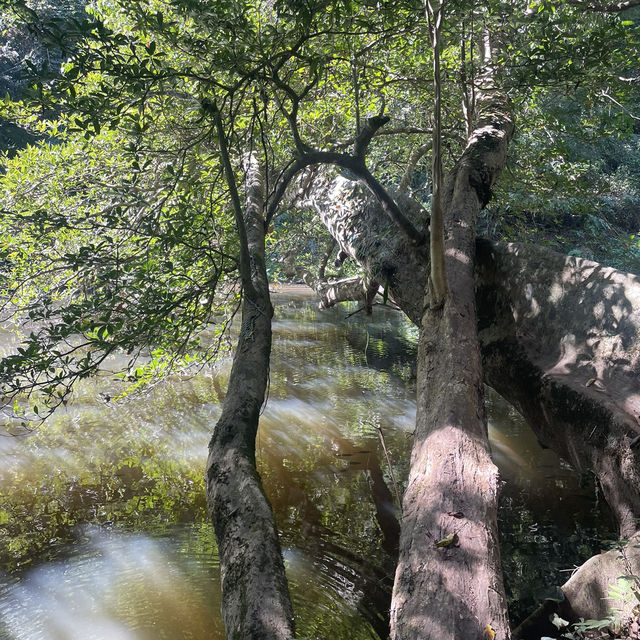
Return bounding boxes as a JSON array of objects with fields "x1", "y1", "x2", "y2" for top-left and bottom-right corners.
[
  {"x1": 309, "y1": 170, "x2": 640, "y2": 542},
  {"x1": 206, "y1": 155, "x2": 295, "y2": 640},
  {"x1": 389, "y1": 85, "x2": 514, "y2": 639},
  {"x1": 476, "y1": 240, "x2": 640, "y2": 538}
]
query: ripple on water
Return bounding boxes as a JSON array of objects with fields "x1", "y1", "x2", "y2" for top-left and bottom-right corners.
[{"x1": 0, "y1": 525, "x2": 224, "y2": 640}]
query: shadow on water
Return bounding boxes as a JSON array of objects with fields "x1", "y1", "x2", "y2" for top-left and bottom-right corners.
[{"x1": 0, "y1": 288, "x2": 615, "y2": 638}]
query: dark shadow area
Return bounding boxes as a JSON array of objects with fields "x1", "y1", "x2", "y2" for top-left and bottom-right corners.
[{"x1": 477, "y1": 240, "x2": 640, "y2": 539}]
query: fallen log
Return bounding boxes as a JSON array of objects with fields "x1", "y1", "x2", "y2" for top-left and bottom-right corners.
[
  {"x1": 514, "y1": 532, "x2": 640, "y2": 640},
  {"x1": 312, "y1": 175, "x2": 640, "y2": 540},
  {"x1": 477, "y1": 240, "x2": 640, "y2": 538}
]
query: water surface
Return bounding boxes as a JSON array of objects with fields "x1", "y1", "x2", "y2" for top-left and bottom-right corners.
[{"x1": 0, "y1": 289, "x2": 614, "y2": 638}]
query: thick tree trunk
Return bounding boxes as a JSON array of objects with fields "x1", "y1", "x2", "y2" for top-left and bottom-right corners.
[
  {"x1": 303, "y1": 85, "x2": 638, "y2": 640},
  {"x1": 312, "y1": 177, "x2": 640, "y2": 543},
  {"x1": 390, "y1": 90, "x2": 514, "y2": 639},
  {"x1": 513, "y1": 532, "x2": 640, "y2": 640},
  {"x1": 477, "y1": 240, "x2": 640, "y2": 538},
  {"x1": 206, "y1": 156, "x2": 295, "y2": 640},
  {"x1": 307, "y1": 174, "x2": 428, "y2": 320}
]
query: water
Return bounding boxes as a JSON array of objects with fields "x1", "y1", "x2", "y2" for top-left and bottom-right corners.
[{"x1": 0, "y1": 288, "x2": 615, "y2": 638}]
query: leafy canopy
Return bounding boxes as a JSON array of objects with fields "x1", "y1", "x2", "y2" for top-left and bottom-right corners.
[{"x1": 1, "y1": 0, "x2": 639, "y2": 419}]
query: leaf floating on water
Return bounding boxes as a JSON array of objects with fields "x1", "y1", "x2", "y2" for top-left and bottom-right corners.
[
  {"x1": 586, "y1": 377, "x2": 597, "y2": 387},
  {"x1": 484, "y1": 623, "x2": 495, "y2": 639},
  {"x1": 434, "y1": 532, "x2": 458, "y2": 548}
]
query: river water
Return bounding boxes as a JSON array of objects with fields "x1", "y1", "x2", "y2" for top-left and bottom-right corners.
[{"x1": 0, "y1": 288, "x2": 615, "y2": 639}]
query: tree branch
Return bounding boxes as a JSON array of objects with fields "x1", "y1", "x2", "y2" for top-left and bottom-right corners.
[
  {"x1": 353, "y1": 114, "x2": 391, "y2": 159},
  {"x1": 270, "y1": 72, "x2": 313, "y2": 156},
  {"x1": 204, "y1": 98, "x2": 257, "y2": 300},
  {"x1": 399, "y1": 142, "x2": 432, "y2": 193},
  {"x1": 265, "y1": 150, "x2": 425, "y2": 245}
]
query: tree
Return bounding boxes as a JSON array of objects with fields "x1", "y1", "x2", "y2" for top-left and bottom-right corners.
[{"x1": 0, "y1": 0, "x2": 639, "y2": 638}]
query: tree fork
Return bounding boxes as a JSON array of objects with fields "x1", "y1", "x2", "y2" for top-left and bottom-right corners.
[{"x1": 390, "y1": 58, "x2": 514, "y2": 638}]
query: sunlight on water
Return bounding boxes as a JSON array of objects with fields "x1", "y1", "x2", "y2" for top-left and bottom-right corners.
[
  {"x1": 0, "y1": 526, "x2": 223, "y2": 640},
  {"x1": 0, "y1": 288, "x2": 615, "y2": 637}
]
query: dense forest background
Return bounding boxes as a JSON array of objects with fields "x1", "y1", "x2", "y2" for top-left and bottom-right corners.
[{"x1": 1, "y1": 1, "x2": 640, "y2": 639}]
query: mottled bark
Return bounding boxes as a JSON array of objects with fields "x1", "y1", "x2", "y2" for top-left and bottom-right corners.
[
  {"x1": 477, "y1": 240, "x2": 640, "y2": 538},
  {"x1": 513, "y1": 532, "x2": 640, "y2": 640},
  {"x1": 390, "y1": 88, "x2": 514, "y2": 640},
  {"x1": 314, "y1": 177, "x2": 639, "y2": 639},
  {"x1": 306, "y1": 174, "x2": 428, "y2": 320},
  {"x1": 206, "y1": 155, "x2": 295, "y2": 640},
  {"x1": 313, "y1": 177, "x2": 640, "y2": 542},
  {"x1": 307, "y1": 275, "x2": 383, "y2": 311}
]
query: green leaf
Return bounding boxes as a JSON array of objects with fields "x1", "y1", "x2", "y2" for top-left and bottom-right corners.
[{"x1": 435, "y1": 532, "x2": 458, "y2": 547}]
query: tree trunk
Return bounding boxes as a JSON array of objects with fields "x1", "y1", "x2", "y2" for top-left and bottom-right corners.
[
  {"x1": 206, "y1": 155, "x2": 295, "y2": 640},
  {"x1": 390, "y1": 89, "x2": 514, "y2": 639},
  {"x1": 303, "y1": 84, "x2": 638, "y2": 640},
  {"x1": 476, "y1": 240, "x2": 640, "y2": 538},
  {"x1": 310, "y1": 174, "x2": 640, "y2": 544}
]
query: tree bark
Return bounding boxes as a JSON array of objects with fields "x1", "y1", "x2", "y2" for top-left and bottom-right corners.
[
  {"x1": 206, "y1": 155, "x2": 295, "y2": 640},
  {"x1": 390, "y1": 86, "x2": 514, "y2": 639},
  {"x1": 476, "y1": 240, "x2": 640, "y2": 538},
  {"x1": 298, "y1": 79, "x2": 638, "y2": 640},
  {"x1": 312, "y1": 174, "x2": 640, "y2": 542}
]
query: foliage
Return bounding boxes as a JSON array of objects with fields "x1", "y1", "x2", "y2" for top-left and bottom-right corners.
[
  {"x1": 486, "y1": 10, "x2": 640, "y2": 273},
  {"x1": 0, "y1": 0, "x2": 638, "y2": 413},
  {"x1": 0, "y1": 126, "x2": 240, "y2": 418}
]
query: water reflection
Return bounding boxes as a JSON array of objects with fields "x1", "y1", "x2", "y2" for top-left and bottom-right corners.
[
  {"x1": 0, "y1": 526, "x2": 223, "y2": 640},
  {"x1": 0, "y1": 288, "x2": 615, "y2": 637},
  {"x1": 487, "y1": 390, "x2": 615, "y2": 623}
]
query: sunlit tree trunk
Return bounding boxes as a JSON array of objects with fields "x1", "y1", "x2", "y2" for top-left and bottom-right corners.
[
  {"x1": 389, "y1": 73, "x2": 514, "y2": 637},
  {"x1": 206, "y1": 137, "x2": 295, "y2": 639}
]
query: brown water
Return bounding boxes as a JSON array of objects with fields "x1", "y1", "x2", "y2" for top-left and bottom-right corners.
[{"x1": 0, "y1": 289, "x2": 615, "y2": 639}]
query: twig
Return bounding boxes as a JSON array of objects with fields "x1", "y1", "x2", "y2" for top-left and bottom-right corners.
[
  {"x1": 374, "y1": 424, "x2": 403, "y2": 511},
  {"x1": 345, "y1": 306, "x2": 366, "y2": 319}
]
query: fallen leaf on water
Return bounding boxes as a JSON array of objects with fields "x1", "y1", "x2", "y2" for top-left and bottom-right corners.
[{"x1": 484, "y1": 623, "x2": 495, "y2": 639}]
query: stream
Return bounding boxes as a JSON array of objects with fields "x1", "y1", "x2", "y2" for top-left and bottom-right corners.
[{"x1": 0, "y1": 288, "x2": 616, "y2": 639}]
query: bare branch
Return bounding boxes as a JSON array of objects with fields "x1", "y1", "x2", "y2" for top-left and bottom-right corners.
[
  {"x1": 399, "y1": 142, "x2": 433, "y2": 193},
  {"x1": 203, "y1": 98, "x2": 257, "y2": 300},
  {"x1": 600, "y1": 90, "x2": 640, "y2": 120}
]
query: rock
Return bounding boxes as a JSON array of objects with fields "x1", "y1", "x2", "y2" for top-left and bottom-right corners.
[{"x1": 562, "y1": 532, "x2": 640, "y2": 621}]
